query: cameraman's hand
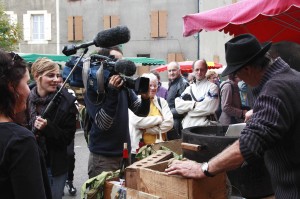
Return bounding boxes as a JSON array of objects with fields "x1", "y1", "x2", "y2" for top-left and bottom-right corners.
[{"x1": 109, "y1": 75, "x2": 124, "y2": 90}]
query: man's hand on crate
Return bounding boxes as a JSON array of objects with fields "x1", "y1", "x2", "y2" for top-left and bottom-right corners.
[{"x1": 165, "y1": 159, "x2": 206, "y2": 179}]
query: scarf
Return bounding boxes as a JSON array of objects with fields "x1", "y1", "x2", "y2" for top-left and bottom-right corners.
[
  {"x1": 28, "y1": 86, "x2": 56, "y2": 157},
  {"x1": 28, "y1": 86, "x2": 56, "y2": 131}
]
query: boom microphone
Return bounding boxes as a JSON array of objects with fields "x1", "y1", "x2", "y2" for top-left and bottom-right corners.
[
  {"x1": 62, "y1": 26, "x2": 131, "y2": 56},
  {"x1": 94, "y1": 26, "x2": 131, "y2": 48}
]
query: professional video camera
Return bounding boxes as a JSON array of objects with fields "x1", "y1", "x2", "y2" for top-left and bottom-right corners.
[{"x1": 62, "y1": 54, "x2": 149, "y2": 94}]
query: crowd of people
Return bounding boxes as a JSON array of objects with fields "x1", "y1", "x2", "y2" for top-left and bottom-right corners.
[{"x1": 1, "y1": 33, "x2": 300, "y2": 199}]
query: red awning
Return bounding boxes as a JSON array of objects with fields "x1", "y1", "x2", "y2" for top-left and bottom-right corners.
[
  {"x1": 183, "y1": 0, "x2": 300, "y2": 43},
  {"x1": 152, "y1": 61, "x2": 222, "y2": 73}
]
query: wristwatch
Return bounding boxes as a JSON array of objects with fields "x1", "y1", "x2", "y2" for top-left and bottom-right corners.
[{"x1": 201, "y1": 162, "x2": 214, "y2": 177}]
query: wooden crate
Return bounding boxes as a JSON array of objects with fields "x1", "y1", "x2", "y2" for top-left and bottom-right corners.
[
  {"x1": 151, "y1": 139, "x2": 182, "y2": 155},
  {"x1": 104, "y1": 180, "x2": 161, "y2": 199},
  {"x1": 137, "y1": 161, "x2": 227, "y2": 199},
  {"x1": 126, "y1": 150, "x2": 173, "y2": 190}
]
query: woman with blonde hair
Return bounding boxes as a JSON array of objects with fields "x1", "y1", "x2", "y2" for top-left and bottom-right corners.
[
  {"x1": 26, "y1": 58, "x2": 77, "y2": 199},
  {"x1": 205, "y1": 70, "x2": 219, "y2": 85}
]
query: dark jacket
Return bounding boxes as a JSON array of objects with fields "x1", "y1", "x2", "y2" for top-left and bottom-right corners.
[
  {"x1": 240, "y1": 58, "x2": 300, "y2": 198},
  {"x1": 27, "y1": 87, "x2": 77, "y2": 176},
  {"x1": 0, "y1": 123, "x2": 52, "y2": 199},
  {"x1": 85, "y1": 87, "x2": 150, "y2": 157},
  {"x1": 167, "y1": 76, "x2": 189, "y2": 118}
]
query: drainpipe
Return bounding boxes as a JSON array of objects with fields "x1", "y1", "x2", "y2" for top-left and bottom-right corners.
[
  {"x1": 197, "y1": 0, "x2": 200, "y2": 60},
  {"x1": 56, "y1": 0, "x2": 60, "y2": 54}
]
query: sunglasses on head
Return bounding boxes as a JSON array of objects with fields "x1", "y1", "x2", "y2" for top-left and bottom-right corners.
[{"x1": 9, "y1": 52, "x2": 23, "y2": 61}]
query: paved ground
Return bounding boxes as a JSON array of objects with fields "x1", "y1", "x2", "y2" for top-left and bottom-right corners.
[{"x1": 63, "y1": 130, "x2": 89, "y2": 199}]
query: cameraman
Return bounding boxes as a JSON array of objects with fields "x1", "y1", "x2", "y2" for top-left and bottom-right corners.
[{"x1": 85, "y1": 46, "x2": 150, "y2": 178}]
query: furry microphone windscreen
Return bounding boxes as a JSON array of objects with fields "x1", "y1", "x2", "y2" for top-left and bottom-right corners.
[
  {"x1": 94, "y1": 26, "x2": 131, "y2": 48},
  {"x1": 115, "y1": 59, "x2": 136, "y2": 76}
]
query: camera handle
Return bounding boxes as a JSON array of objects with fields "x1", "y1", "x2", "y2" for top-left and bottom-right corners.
[{"x1": 32, "y1": 48, "x2": 89, "y2": 135}]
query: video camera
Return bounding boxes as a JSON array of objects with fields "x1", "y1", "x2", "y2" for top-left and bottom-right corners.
[{"x1": 62, "y1": 54, "x2": 149, "y2": 94}]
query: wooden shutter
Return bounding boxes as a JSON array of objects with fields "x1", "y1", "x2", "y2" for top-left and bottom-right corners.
[
  {"x1": 68, "y1": 16, "x2": 74, "y2": 41},
  {"x1": 167, "y1": 53, "x2": 176, "y2": 63},
  {"x1": 168, "y1": 53, "x2": 184, "y2": 62},
  {"x1": 151, "y1": 11, "x2": 159, "y2": 38},
  {"x1": 158, "y1": 11, "x2": 167, "y2": 37},
  {"x1": 44, "y1": 13, "x2": 51, "y2": 40},
  {"x1": 103, "y1": 15, "x2": 111, "y2": 30},
  {"x1": 175, "y1": 53, "x2": 184, "y2": 62},
  {"x1": 137, "y1": 66, "x2": 150, "y2": 76},
  {"x1": 68, "y1": 16, "x2": 83, "y2": 41},
  {"x1": 23, "y1": 14, "x2": 31, "y2": 41},
  {"x1": 111, "y1": 15, "x2": 120, "y2": 27},
  {"x1": 74, "y1": 16, "x2": 83, "y2": 41}
]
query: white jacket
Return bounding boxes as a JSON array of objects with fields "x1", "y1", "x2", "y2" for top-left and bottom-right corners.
[
  {"x1": 129, "y1": 96, "x2": 174, "y2": 154},
  {"x1": 175, "y1": 79, "x2": 219, "y2": 128}
]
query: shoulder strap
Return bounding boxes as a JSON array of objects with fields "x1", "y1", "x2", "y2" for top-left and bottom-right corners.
[
  {"x1": 189, "y1": 86, "x2": 198, "y2": 101},
  {"x1": 157, "y1": 97, "x2": 162, "y2": 109}
]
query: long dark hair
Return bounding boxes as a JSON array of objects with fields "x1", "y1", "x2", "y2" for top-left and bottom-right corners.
[{"x1": 0, "y1": 49, "x2": 28, "y2": 120}]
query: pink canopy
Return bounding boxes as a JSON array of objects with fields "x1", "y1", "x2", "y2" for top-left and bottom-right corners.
[{"x1": 183, "y1": 0, "x2": 300, "y2": 43}]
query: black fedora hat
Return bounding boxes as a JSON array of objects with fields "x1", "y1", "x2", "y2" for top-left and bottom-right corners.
[{"x1": 222, "y1": 34, "x2": 272, "y2": 77}]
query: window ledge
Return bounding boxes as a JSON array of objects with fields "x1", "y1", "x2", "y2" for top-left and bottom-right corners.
[{"x1": 27, "y1": 40, "x2": 49, "y2": 44}]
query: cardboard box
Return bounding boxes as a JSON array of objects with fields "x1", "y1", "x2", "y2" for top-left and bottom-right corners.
[{"x1": 137, "y1": 161, "x2": 227, "y2": 199}]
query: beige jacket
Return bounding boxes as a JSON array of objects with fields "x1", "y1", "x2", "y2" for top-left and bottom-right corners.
[{"x1": 129, "y1": 96, "x2": 174, "y2": 154}]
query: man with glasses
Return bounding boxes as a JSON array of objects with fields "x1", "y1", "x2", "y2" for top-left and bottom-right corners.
[
  {"x1": 166, "y1": 34, "x2": 300, "y2": 198},
  {"x1": 166, "y1": 61, "x2": 189, "y2": 139}
]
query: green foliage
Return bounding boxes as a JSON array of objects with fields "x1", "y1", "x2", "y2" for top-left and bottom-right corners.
[
  {"x1": 0, "y1": 3, "x2": 22, "y2": 51},
  {"x1": 135, "y1": 145, "x2": 183, "y2": 160}
]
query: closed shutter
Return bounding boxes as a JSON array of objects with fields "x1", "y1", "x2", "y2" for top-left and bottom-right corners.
[
  {"x1": 168, "y1": 53, "x2": 184, "y2": 62},
  {"x1": 23, "y1": 14, "x2": 31, "y2": 41},
  {"x1": 104, "y1": 15, "x2": 120, "y2": 29},
  {"x1": 68, "y1": 16, "x2": 83, "y2": 41},
  {"x1": 74, "y1": 16, "x2": 83, "y2": 41},
  {"x1": 68, "y1": 16, "x2": 74, "y2": 41},
  {"x1": 158, "y1": 11, "x2": 167, "y2": 37},
  {"x1": 175, "y1": 53, "x2": 184, "y2": 62},
  {"x1": 44, "y1": 13, "x2": 51, "y2": 40},
  {"x1": 103, "y1": 15, "x2": 111, "y2": 30},
  {"x1": 151, "y1": 11, "x2": 159, "y2": 38},
  {"x1": 111, "y1": 15, "x2": 120, "y2": 27},
  {"x1": 167, "y1": 53, "x2": 176, "y2": 63}
]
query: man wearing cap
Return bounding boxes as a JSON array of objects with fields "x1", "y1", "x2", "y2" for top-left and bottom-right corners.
[{"x1": 166, "y1": 34, "x2": 300, "y2": 198}]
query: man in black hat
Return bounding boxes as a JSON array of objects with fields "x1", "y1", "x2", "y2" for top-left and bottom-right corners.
[{"x1": 166, "y1": 34, "x2": 300, "y2": 198}]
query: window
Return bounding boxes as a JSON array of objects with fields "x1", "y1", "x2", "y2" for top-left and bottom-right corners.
[
  {"x1": 167, "y1": 53, "x2": 184, "y2": 63},
  {"x1": 32, "y1": 15, "x2": 44, "y2": 40},
  {"x1": 23, "y1": 10, "x2": 51, "y2": 44},
  {"x1": 103, "y1": 15, "x2": 119, "y2": 29},
  {"x1": 68, "y1": 16, "x2": 83, "y2": 41},
  {"x1": 151, "y1": 11, "x2": 167, "y2": 38}
]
